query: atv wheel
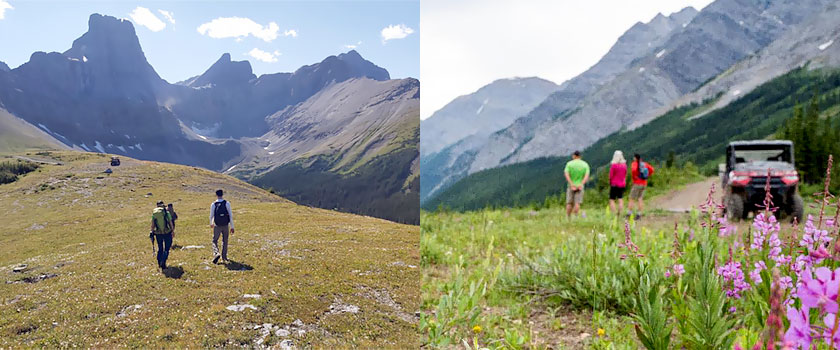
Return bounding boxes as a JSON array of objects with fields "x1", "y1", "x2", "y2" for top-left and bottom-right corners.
[
  {"x1": 791, "y1": 193, "x2": 804, "y2": 223},
  {"x1": 726, "y1": 193, "x2": 745, "y2": 221}
]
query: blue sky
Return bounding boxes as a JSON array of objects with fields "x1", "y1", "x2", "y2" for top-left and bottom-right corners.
[{"x1": 0, "y1": 0, "x2": 419, "y2": 83}]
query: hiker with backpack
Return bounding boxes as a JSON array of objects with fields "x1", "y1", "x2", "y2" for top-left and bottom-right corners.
[
  {"x1": 629, "y1": 153, "x2": 654, "y2": 220},
  {"x1": 167, "y1": 203, "x2": 178, "y2": 244},
  {"x1": 608, "y1": 150, "x2": 628, "y2": 215},
  {"x1": 564, "y1": 151, "x2": 590, "y2": 218},
  {"x1": 210, "y1": 189, "x2": 234, "y2": 264},
  {"x1": 150, "y1": 200, "x2": 174, "y2": 270}
]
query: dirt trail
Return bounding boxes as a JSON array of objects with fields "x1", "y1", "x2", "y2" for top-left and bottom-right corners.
[{"x1": 652, "y1": 177, "x2": 723, "y2": 212}]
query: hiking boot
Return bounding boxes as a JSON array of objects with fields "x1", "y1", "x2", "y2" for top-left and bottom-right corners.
[{"x1": 213, "y1": 256, "x2": 220, "y2": 264}]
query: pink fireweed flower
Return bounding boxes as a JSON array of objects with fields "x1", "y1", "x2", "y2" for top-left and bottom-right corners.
[
  {"x1": 821, "y1": 313, "x2": 840, "y2": 347},
  {"x1": 784, "y1": 307, "x2": 811, "y2": 349},
  {"x1": 797, "y1": 267, "x2": 840, "y2": 314},
  {"x1": 801, "y1": 215, "x2": 830, "y2": 248},
  {"x1": 718, "y1": 251, "x2": 750, "y2": 298},
  {"x1": 618, "y1": 221, "x2": 639, "y2": 254},
  {"x1": 751, "y1": 261, "x2": 767, "y2": 284},
  {"x1": 809, "y1": 244, "x2": 831, "y2": 261},
  {"x1": 664, "y1": 269, "x2": 671, "y2": 278},
  {"x1": 779, "y1": 276, "x2": 793, "y2": 290},
  {"x1": 718, "y1": 217, "x2": 737, "y2": 237}
]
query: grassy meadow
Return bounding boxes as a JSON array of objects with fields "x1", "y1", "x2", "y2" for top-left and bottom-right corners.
[
  {"x1": 421, "y1": 180, "x2": 840, "y2": 349},
  {"x1": 1, "y1": 151, "x2": 419, "y2": 348}
]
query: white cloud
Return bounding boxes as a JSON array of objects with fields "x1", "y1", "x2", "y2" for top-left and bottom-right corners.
[
  {"x1": 283, "y1": 29, "x2": 298, "y2": 37},
  {"x1": 0, "y1": 0, "x2": 12, "y2": 20},
  {"x1": 344, "y1": 41, "x2": 362, "y2": 49},
  {"x1": 247, "y1": 48, "x2": 281, "y2": 63},
  {"x1": 158, "y1": 9, "x2": 175, "y2": 24},
  {"x1": 129, "y1": 6, "x2": 166, "y2": 32},
  {"x1": 197, "y1": 17, "x2": 280, "y2": 42},
  {"x1": 381, "y1": 24, "x2": 414, "y2": 43}
]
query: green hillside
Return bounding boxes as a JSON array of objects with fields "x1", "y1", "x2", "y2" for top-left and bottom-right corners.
[
  {"x1": 0, "y1": 108, "x2": 67, "y2": 153},
  {"x1": 424, "y1": 67, "x2": 840, "y2": 211},
  {"x1": 2, "y1": 151, "x2": 419, "y2": 348}
]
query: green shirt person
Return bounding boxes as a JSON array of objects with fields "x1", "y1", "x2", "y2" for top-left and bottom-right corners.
[{"x1": 564, "y1": 151, "x2": 590, "y2": 217}]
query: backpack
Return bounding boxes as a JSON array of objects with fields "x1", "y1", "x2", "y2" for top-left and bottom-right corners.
[
  {"x1": 152, "y1": 207, "x2": 172, "y2": 234},
  {"x1": 638, "y1": 162, "x2": 650, "y2": 180},
  {"x1": 214, "y1": 200, "x2": 230, "y2": 226}
]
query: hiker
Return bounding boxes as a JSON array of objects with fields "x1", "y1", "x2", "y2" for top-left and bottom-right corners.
[
  {"x1": 629, "y1": 153, "x2": 655, "y2": 220},
  {"x1": 210, "y1": 189, "x2": 234, "y2": 264},
  {"x1": 564, "y1": 151, "x2": 590, "y2": 218},
  {"x1": 608, "y1": 150, "x2": 627, "y2": 215},
  {"x1": 167, "y1": 203, "x2": 178, "y2": 230},
  {"x1": 168, "y1": 203, "x2": 178, "y2": 243},
  {"x1": 150, "y1": 200, "x2": 174, "y2": 270}
]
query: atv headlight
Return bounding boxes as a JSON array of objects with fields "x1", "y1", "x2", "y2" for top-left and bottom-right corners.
[{"x1": 782, "y1": 173, "x2": 799, "y2": 185}]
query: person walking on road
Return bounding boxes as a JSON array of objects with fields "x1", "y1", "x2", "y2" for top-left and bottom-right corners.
[
  {"x1": 608, "y1": 150, "x2": 628, "y2": 215},
  {"x1": 210, "y1": 189, "x2": 234, "y2": 264},
  {"x1": 150, "y1": 200, "x2": 174, "y2": 270},
  {"x1": 629, "y1": 153, "x2": 655, "y2": 220},
  {"x1": 564, "y1": 151, "x2": 590, "y2": 218}
]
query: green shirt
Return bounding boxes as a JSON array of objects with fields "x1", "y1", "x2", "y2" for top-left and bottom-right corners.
[{"x1": 564, "y1": 158, "x2": 590, "y2": 187}]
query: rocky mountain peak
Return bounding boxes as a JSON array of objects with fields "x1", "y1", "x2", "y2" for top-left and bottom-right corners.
[{"x1": 188, "y1": 53, "x2": 256, "y2": 87}]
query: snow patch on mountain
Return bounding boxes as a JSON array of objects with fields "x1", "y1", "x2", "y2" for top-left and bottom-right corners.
[
  {"x1": 476, "y1": 99, "x2": 489, "y2": 115},
  {"x1": 819, "y1": 40, "x2": 834, "y2": 51}
]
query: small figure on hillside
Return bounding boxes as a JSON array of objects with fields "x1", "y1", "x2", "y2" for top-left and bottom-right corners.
[
  {"x1": 210, "y1": 189, "x2": 234, "y2": 264},
  {"x1": 629, "y1": 153, "x2": 655, "y2": 220},
  {"x1": 168, "y1": 203, "x2": 178, "y2": 241},
  {"x1": 564, "y1": 151, "x2": 590, "y2": 218},
  {"x1": 150, "y1": 200, "x2": 174, "y2": 270},
  {"x1": 608, "y1": 150, "x2": 628, "y2": 215}
]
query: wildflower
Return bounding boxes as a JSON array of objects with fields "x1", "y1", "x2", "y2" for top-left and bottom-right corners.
[
  {"x1": 673, "y1": 264, "x2": 685, "y2": 276},
  {"x1": 784, "y1": 307, "x2": 811, "y2": 349},
  {"x1": 718, "y1": 217, "x2": 737, "y2": 237},
  {"x1": 664, "y1": 269, "x2": 671, "y2": 278},
  {"x1": 779, "y1": 276, "x2": 793, "y2": 290},
  {"x1": 765, "y1": 272, "x2": 785, "y2": 349},
  {"x1": 719, "y1": 247, "x2": 750, "y2": 298},
  {"x1": 472, "y1": 325, "x2": 481, "y2": 334},
  {"x1": 821, "y1": 313, "x2": 840, "y2": 346},
  {"x1": 797, "y1": 267, "x2": 840, "y2": 314},
  {"x1": 597, "y1": 328, "x2": 605, "y2": 337}
]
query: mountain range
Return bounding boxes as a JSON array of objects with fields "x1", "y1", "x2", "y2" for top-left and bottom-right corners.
[
  {"x1": 0, "y1": 14, "x2": 418, "y2": 224},
  {"x1": 422, "y1": 0, "x2": 840, "y2": 207}
]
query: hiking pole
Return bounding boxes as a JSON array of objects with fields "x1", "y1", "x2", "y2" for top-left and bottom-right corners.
[{"x1": 150, "y1": 231, "x2": 155, "y2": 256}]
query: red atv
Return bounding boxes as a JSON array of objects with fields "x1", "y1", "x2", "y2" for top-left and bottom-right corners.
[{"x1": 721, "y1": 140, "x2": 804, "y2": 222}]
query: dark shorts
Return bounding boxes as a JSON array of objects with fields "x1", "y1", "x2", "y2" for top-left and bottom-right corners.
[{"x1": 609, "y1": 186, "x2": 626, "y2": 200}]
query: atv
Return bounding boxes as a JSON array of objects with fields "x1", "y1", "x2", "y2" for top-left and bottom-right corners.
[{"x1": 721, "y1": 140, "x2": 804, "y2": 222}]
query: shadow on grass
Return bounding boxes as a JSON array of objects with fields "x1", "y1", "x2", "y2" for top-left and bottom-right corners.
[
  {"x1": 162, "y1": 266, "x2": 184, "y2": 279},
  {"x1": 171, "y1": 244, "x2": 183, "y2": 250},
  {"x1": 225, "y1": 260, "x2": 253, "y2": 271}
]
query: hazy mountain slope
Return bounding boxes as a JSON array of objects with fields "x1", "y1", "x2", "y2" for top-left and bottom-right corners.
[
  {"x1": 424, "y1": 67, "x2": 840, "y2": 211},
  {"x1": 1, "y1": 151, "x2": 419, "y2": 347},
  {"x1": 236, "y1": 78, "x2": 420, "y2": 224},
  {"x1": 0, "y1": 108, "x2": 68, "y2": 153},
  {"x1": 161, "y1": 50, "x2": 391, "y2": 139},
  {"x1": 420, "y1": 77, "x2": 559, "y2": 156},
  {"x1": 0, "y1": 14, "x2": 240, "y2": 170},
  {"x1": 671, "y1": 2, "x2": 840, "y2": 117},
  {"x1": 490, "y1": 0, "x2": 834, "y2": 167},
  {"x1": 420, "y1": 7, "x2": 697, "y2": 203},
  {"x1": 0, "y1": 61, "x2": 9, "y2": 72}
]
